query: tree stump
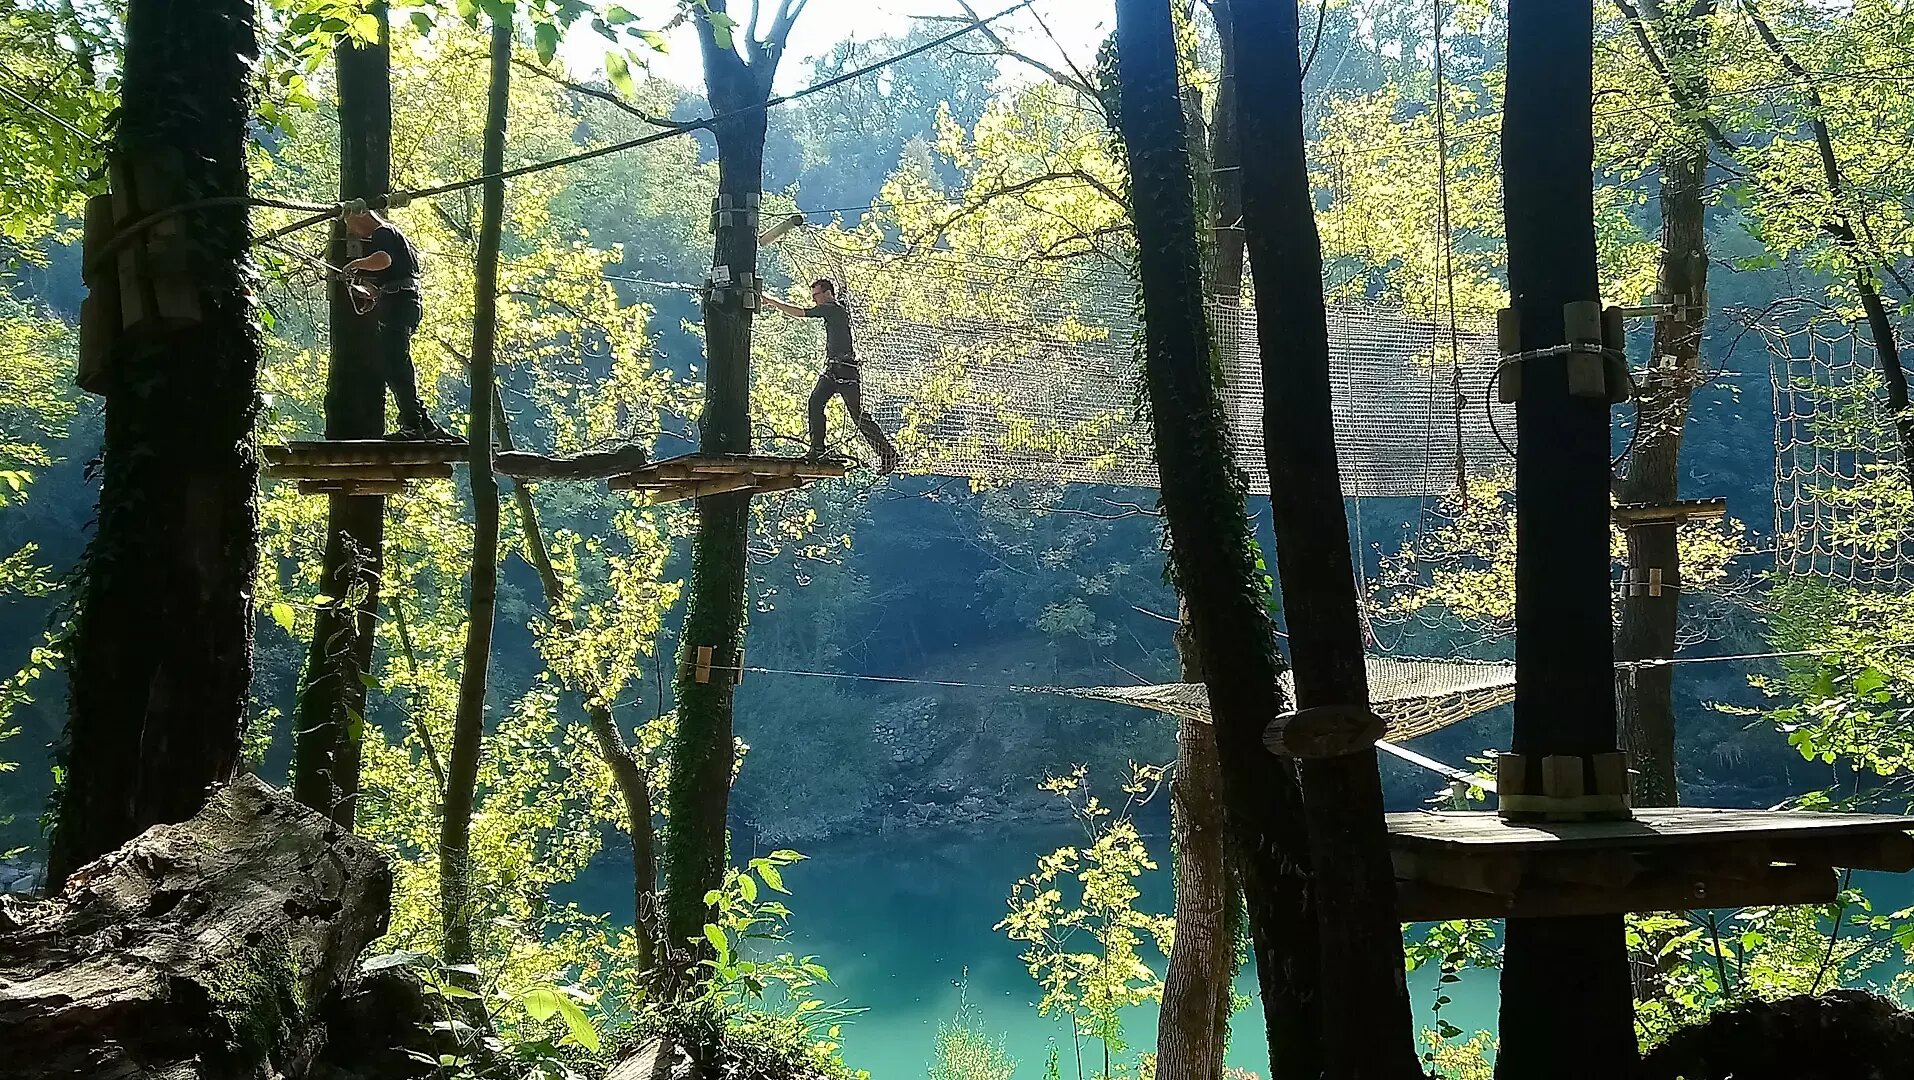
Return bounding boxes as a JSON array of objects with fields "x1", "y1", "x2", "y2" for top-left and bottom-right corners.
[{"x1": 0, "y1": 775, "x2": 392, "y2": 1079}]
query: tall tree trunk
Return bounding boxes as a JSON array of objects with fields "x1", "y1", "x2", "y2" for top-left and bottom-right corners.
[
  {"x1": 1109, "y1": 2, "x2": 1323, "y2": 1076},
  {"x1": 1232, "y1": 1, "x2": 1419, "y2": 1075},
  {"x1": 292, "y1": 2, "x2": 393, "y2": 829},
  {"x1": 49, "y1": 0, "x2": 262, "y2": 886},
  {"x1": 664, "y1": 6, "x2": 787, "y2": 985},
  {"x1": 1615, "y1": 143, "x2": 1706, "y2": 809},
  {"x1": 1498, "y1": 3, "x2": 1639, "y2": 1076},
  {"x1": 1158, "y1": 13, "x2": 1246, "y2": 1068},
  {"x1": 439, "y1": 16, "x2": 509, "y2": 967},
  {"x1": 492, "y1": 390, "x2": 659, "y2": 974}
]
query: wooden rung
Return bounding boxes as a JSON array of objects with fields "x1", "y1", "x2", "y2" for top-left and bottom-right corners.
[{"x1": 1612, "y1": 498, "x2": 1729, "y2": 528}]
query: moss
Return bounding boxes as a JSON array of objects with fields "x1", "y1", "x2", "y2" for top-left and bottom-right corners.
[{"x1": 193, "y1": 923, "x2": 305, "y2": 1072}]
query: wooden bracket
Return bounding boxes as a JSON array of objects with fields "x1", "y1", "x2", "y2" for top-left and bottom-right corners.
[
  {"x1": 1497, "y1": 751, "x2": 1632, "y2": 822},
  {"x1": 1494, "y1": 303, "x2": 1630, "y2": 404},
  {"x1": 1620, "y1": 566, "x2": 1677, "y2": 597},
  {"x1": 1265, "y1": 704, "x2": 1386, "y2": 759},
  {"x1": 711, "y1": 191, "x2": 762, "y2": 233},
  {"x1": 691, "y1": 645, "x2": 744, "y2": 686}
]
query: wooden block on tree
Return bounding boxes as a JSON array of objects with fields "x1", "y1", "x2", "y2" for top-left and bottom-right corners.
[{"x1": 1264, "y1": 704, "x2": 1386, "y2": 758}]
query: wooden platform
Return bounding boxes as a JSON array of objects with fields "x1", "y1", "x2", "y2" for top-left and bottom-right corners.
[
  {"x1": 1611, "y1": 497, "x2": 1729, "y2": 529},
  {"x1": 1389, "y1": 807, "x2": 1914, "y2": 921},
  {"x1": 260, "y1": 440, "x2": 651, "y2": 495},
  {"x1": 607, "y1": 453, "x2": 849, "y2": 504}
]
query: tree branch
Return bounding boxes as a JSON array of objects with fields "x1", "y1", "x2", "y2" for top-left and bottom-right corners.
[
  {"x1": 950, "y1": 0, "x2": 1094, "y2": 99},
  {"x1": 508, "y1": 56, "x2": 696, "y2": 130}
]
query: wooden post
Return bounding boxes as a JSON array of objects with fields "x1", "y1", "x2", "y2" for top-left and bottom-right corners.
[{"x1": 1497, "y1": 2, "x2": 1640, "y2": 1076}]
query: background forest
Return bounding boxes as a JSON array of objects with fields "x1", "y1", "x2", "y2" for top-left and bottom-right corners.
[{"x1": 5, "y1": 0, "x2": 1914, "y2": 1077}]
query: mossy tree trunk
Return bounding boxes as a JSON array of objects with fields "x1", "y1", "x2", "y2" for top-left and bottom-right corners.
[
  {"x1": 492, "y1": 389, "x2": 659, "y2": 975},
  {"x1": 1614, "y1": 1, "x2": 1711, "y2": 810},
  {"x1": 439, "y1": 14, "x2": 509, "y2": 967},
  {"x1": 291, "y1": 1, "x2": 393, "y2": 829},
  {"x1": 49, "y1": 0, "x2": 262, "y2": 887},
  {"x1": 1498, "y1": 3, "x2": 1638, "y2": 1075},
  {"x1": 1157, "y1": 10, "x2": 1245, "y2": 1071},
  {"x1": 1110, "y1": 1, "x2": 1323, "y2": 1075},
  {"x1": 664, "y1": 0, "x2": 800, "y2": 987},
  {"x1": 1231, "y1": 0, "x2": 1420, "y2": 1073}
]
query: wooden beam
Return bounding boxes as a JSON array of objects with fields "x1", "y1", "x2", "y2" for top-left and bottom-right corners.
[
  {"x1": 296, "y1": 480, "x2": 409, "y2": 496},
  {"x1": 1396, "y1": 864, "x2": 1837, "y2": 922},
  {"x1": 1611, "y1": 497, "x2": 1729, "y2": 529},
  {"x1": 267, "y1": 463, "x2": 456, "y2": 482}
]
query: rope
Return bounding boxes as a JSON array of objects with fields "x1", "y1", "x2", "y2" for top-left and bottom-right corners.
[{"x1": 1431, "y1": 0, "x2": 1468, "y2": 505}]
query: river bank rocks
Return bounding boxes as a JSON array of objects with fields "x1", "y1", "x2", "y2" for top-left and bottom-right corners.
[{"x1": 0, "y1": 858, "x2": 42, "y2": 896}]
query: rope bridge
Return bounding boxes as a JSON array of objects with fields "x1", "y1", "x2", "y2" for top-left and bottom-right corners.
[{"x1": 783, "y1": 230, "x2": 1511, "y2": 497}]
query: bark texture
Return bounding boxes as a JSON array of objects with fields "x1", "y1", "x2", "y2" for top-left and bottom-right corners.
[
  {"x1": 51, "y1": 0, "x2": 263, "y2": 887},
  {"x1": 1231, "y1": 0, "x2": 1420, "y2": 1073},
  {"x1": 1498, "y1": 3, "x2": 1638, "y2": 1075},
  {"x1": 439, "y1": 17, "x2": 509, "y2": 967},
  {"x1": 292, "y1": 4, "x2": 394, "y2": 828},
  {"x1": 1109, "y1": 1, "x2": 1322, "y2": 1074},
  {"x1": 0, "y1": 776, "x2": 392, "y2": 1080},
  {"x1": 664, "y1": 3, "x2": 795, "y2": 984},
  {"x1": 1640, "y1": 990, "x2": 1914, "y2": 1080}
]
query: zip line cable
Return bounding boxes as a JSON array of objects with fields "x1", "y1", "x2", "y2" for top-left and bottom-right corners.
[{"x1": 253, "y1": 0, "x2": 1036, "y2": 245}]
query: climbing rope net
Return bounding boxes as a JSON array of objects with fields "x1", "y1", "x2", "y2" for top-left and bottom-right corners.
[
  {"x1": 783, "y1": 230, "x2": 1511, "y2": 497},
  {"x1": 1767, "y1": 322, "x2": 1914, "y2": 586},
  {"x1": 1048, "y1": 655, "x2": 1515, "y2": 743}
]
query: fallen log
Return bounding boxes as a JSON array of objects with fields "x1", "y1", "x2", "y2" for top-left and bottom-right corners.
[{"x1": 0, "y1": 774, "x2": 392, "y2": 1080}]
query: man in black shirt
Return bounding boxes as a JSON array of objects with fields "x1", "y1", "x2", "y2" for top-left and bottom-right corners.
[
  {"x1": 343, "y1": 209, "x2": 455, "y2": 441},
  {"x1": 761, "y1": 278, "x2": 897, "y2": 473}
]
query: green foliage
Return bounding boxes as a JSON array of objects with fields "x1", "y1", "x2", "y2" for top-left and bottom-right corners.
[
  {"x1": 998, "y1": 764, "x2": 1172, "y2": 1080},
  {"x1": 1404, "y1": 918, "x2": 1500, "y2": 1064},
  {"x1": 0, "y1": 3, "x2": 114, "y2": 246},
  {"x1": 929, "y1": 987, "x2": 1017, "y2": 1080},
  {"x1": 360, "y1": 949, "x2": 609, "y2": 1079}
]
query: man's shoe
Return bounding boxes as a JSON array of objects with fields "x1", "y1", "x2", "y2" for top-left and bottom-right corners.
[{"x1": 390, "y1": 416, "x2": 462, "y2": 442}]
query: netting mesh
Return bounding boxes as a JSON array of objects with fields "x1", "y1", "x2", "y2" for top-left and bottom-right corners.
[
  {"x1": 1768, "y1": 323, "x2": 1914, "y2": 585},
  {"x1": 1047, "y1": 655, "x2": 1515, "y2": 742},
  {"x1": 784, "y1": 231, "x2": 1511, "y2": 497}
]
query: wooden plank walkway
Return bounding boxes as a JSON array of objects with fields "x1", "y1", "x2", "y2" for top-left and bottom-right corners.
[
  {"x1": 261, "y1": 440, "x2": 652, "y2": 492},
  {"x1": 1388, "y1": 807, "x2": 1914, "y2": 921},
  {"x1": 608, "y1": 453, "x2": 849, "y2": 504}
]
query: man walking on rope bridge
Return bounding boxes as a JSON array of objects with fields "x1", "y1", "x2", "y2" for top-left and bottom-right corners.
[
  {"x1": 342, "y1": 209, "x2": 457, "y2": 442},
  {"x1": 762, "y1": 278, "x2": 898, "y2": 473}
]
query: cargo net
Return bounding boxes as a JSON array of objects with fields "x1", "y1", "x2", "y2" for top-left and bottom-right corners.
[
  {"x1": 1767, "y1": 322, "x2": 1914, "y2": 585},
  {"x1": 1047, "y1": 656, "x2": 1515, "y2": 743},
  {"x1": 783, "y1": 230, "x2": 1511, "y2": 497}
]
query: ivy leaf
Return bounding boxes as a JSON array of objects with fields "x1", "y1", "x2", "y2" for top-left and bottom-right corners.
[{"x1": 534, "y1": 21, "x2": 560, "y2": 66}]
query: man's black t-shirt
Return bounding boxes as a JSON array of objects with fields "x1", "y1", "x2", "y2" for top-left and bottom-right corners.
[
  {"x1": 361, "y1": 224, "x2": 422, "y2": 290},
  {"x1": 804, "y1": 298, "x2": 855, "y2": 360}
]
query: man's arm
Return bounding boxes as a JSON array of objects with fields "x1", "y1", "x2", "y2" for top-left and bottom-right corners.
[
  {"x1": 344, "y1": 250, "x2": 392, "y2": 274},
  {"x1": 758, "y1": 290, "x2": 807, "y2": 317}
]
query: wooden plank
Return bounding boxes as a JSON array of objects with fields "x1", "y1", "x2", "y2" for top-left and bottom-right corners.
[
  {"x1": 297, "y1": 480, "x2": 408, "y2": 496},
  {"x1": 639, "y1": 473, "x2": 761, "y2": 504},
  {"x1": 1393, "y1": 850, "x2": 1523, "y2": 896},
  {"x1": 266, "y1": 441, "x2": 468, "y2": 467},
  {"x1": 1612, "y1": 498, "x2": 1729, "y2": 528},
  {"x1": 265, "y1": 463, "x2": 456, "y2": 482},
  {"x1": 1388, "y1": 808, "x2": 1914, "y2": 856},
  {"x1": 1396, "y1": 864, "x2": 1838, "y2": 922}
]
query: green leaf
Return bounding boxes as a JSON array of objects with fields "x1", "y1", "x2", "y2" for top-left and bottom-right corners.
[
  {"x1": 737, "y1": 871, "x2": 758, "y2": 902},
  {"x1": 757, "y1": 861, "x2": 788, "y2": 894},
  {"x1": 270, "y1": 602, "x2": 295, "y2": 633},
  {"x1": 352, "y1": 12, "x2": 380, "y2": 40},
  {"x1": 703, "y1": 923, "x2": 729, "y2": 954},
  {"x1": 522, "y1": 986, "x2": 564, "y2": 1022},
  {"x1": 604, "y1": 4, "x2": 636, "y2": 22},
  {"x1": 605, "y1": 51, "x2": 635, "y2": 98},
  {"x1": 534, "y1": 21, "x2": 560, "y2": 66},
  {"x1": 706, "y1": 8, "x2": 736, "y2": 51},
  {"x1": 551, "y1": 994, "x2": 600, "y2": 1051},
  {"x1": 410, "y1": 11, "x2": 434, "y2": 36}
]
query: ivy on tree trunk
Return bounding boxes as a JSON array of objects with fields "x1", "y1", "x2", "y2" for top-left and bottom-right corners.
[
  {"x1": 50, "y1": 0, "x2": 262, "y2": 886},
  {"x1": 291, "y1": 2, "x2": 394, "y2": 829},
  {"x1": 1108, "y1": 0, "x2": 1323, "y2": 1074}
]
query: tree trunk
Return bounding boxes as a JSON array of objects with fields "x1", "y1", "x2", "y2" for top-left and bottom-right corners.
[
  {"x1": 1157, "y1": 15, "x2": 1246, "y2": 1070},
  {"x1": 0, "y1": 776, "x2": 392, "y2": 1080},
  {"x1": 1615, "y1": 140, "x2": 1706, "y2": 809},
  {"x1": 663, "y1": 12, "x2": 781, "y2": 984},
  {"x1": 1109, "y1": 2, "x2": 1322, "y2": 1075},
  {"x1": 438, "y1": 16, "x2": 509, "y2": 968},
  {"x1": 492, "y1": 390, "x2": 659, "y2": 975},
  {"x1": 292, "y1": 3, "x2": 393, "y2": 829},
  {"x1": 49, "y1": 0, "x2": 262, "y2": 886},
  {"x1": 1498, "y1": 3, "x2": 1638, "y2": 1077},
  {"x1": 1231, "y1": 1, "x2": 1420, "y2": 1075}
]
